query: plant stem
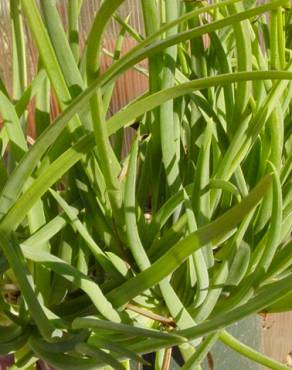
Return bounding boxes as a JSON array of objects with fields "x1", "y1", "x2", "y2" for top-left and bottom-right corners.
[{"x1": 219, "y1": 330, "x2": 290, "y2": 370}]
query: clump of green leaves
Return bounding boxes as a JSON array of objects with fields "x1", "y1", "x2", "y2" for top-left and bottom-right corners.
[{"x1": 0, "y1": 0, "x2": 291, "y2": 369}]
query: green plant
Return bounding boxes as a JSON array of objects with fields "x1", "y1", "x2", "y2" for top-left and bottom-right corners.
[{"x1": 0, "y1": 0, "x2": 291, "y2": 369}]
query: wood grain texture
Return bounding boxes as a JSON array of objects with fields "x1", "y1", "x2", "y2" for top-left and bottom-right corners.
[{"x1": 262, "y1": 313, "x2": 292, "y2": 368}]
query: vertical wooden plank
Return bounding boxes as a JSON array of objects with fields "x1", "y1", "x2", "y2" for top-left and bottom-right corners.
[{"x1": 262, "y1": 313, "x2": 292, "y2": 368}]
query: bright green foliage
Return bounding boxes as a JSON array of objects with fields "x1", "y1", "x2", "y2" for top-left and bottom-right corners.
[{"x1": 0, "y1": 0, "x2": 291, "y2": 369}]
